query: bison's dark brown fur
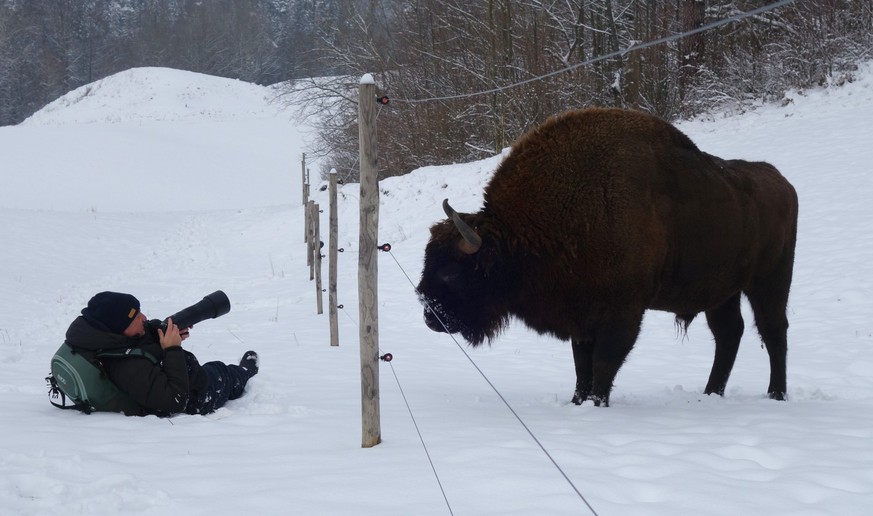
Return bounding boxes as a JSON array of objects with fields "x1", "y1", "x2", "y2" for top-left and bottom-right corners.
[{"x1": 417, "y1": 107, "x2": 798, "y2": 407}]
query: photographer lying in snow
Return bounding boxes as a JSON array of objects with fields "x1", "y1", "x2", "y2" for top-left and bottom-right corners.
[{"x1": 56, "y1": 291, "x2": 258, "y2": 416}]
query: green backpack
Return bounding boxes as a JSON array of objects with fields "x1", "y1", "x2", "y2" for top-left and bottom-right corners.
[{"x1": 47, "y1": 342, "x2": 157, "y2": 415}]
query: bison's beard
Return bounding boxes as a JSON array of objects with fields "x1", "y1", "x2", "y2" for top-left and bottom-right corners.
[
  {"x1": 421, "y1": 298, "x2": 462, "y2": 333},
  {"x1": 420, "y1": 295, "x2": 507, "y2": 346}
]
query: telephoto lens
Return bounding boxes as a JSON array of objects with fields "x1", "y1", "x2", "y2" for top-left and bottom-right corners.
[{"x1": 160, "y1": 291, "x2": 231, "y2": 330}]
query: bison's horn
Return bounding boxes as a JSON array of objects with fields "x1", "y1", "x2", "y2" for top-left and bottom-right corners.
[{"x1": 443, "y1": 199, "x2": 482, "y2": 254}]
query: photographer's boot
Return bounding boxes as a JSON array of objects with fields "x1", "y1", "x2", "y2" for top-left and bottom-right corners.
[{"x1": 239, "y1": 350, "x2": 259, "y2": 377}]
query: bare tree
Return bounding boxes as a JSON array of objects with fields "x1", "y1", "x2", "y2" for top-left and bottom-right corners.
[{"x1": 2, "y1": 0, "x2": 871, "y2": 172}]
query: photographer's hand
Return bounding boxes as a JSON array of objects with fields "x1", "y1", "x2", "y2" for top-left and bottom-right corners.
[{"x1": 157, "y1": 317, "x2": 183, "y2": 349}]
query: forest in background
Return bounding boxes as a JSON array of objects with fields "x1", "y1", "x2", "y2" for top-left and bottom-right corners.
[{"x1": 1, "y1": 0, "x2": 870, "y2": 180}]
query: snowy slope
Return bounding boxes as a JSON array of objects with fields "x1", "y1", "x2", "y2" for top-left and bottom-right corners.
[{"x1": 2, "y1": 67, "x2": 305, "y2": 212}]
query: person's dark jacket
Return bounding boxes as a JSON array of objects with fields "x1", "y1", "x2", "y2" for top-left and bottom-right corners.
[{"x1": 64, "y1": 316, "x2": 208, "y2": 416}]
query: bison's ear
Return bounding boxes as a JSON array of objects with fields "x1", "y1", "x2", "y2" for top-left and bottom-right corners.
[{"x1": 443, "y1": 199, "x2": 482, "y2": 254}]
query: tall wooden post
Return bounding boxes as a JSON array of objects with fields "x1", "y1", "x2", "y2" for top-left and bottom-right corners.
[
  {"x1": 308, "y1": 200, "x2": 316, "y2": 277},
  {"x1": 358, "y1": 74, "x2": 381, "y2": 448},
  {"x1": 314, "y1": 202, "x2": 323, "y2": 314},
  {"x1": 302, "y1": 154, "x2": 309, "y2": 243},
  {"x1": 303, "y1": 182, "x2": 310, "y2": 244},
  {"x1": 301, "y1": 153, "x2": 306, "y2": 206},
  {"x1": 329, "y1": 169, "x2": 340, "y2": 346}
]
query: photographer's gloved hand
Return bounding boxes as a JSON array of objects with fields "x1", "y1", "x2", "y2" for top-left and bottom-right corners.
[{"x1": 157, "y1": 317, "x2": 182, "y2": 349}]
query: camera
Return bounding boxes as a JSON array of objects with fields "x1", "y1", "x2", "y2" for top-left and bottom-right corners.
[{"x1": 158, "y1": 290, "x2": 231, "y2": 331}]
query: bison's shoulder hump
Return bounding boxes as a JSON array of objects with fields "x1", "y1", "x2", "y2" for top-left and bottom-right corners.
[{"x1": 517, "y1": 108, "x2": 700, "y2": 155}]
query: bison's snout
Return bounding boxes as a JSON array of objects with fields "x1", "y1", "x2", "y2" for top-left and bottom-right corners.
[
  {"x1": 424, "y1": 309, "x2": 448, "y2": 333},
  {"x1": 423, "y1": 304, "x2": 457, "y2": 333},
  {"x1": 419, "y1": 294, "x2": 459, "y2": 334}
]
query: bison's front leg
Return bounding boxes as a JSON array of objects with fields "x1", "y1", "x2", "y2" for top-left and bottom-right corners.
[
  {"x1": 588, "y1": 315, "x2": 643, "y2": 407},
  {"x1": 571, "y1": 338, "x2": 593, "y2": 405}
]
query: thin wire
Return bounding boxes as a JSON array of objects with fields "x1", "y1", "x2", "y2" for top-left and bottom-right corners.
[
  {"x1": 339, "y1": 305, "x2": 455, "y2": 516},
  {"x1": 332, "y1": 7, "x2": 794, "y2": 512},
  {"x1": 340, "y1": 305, "x2": 360, "y2": 327},
  {"x1": 386, "y1": 360, "x2": 456, "y2": 516},
  {"x1": 227, "y1": 329, "x2": 247, "y2": 346},
  {"x1": 385, "y1": 249, "x2": 419, "y2": 291},
  {"x1": 335, "y1": 102, "x2": 381, "y2": 178},
  {"x1": 394, "y1": 0, "x2": 795, "y2": 104},
  {"x1": 385, "y1": 249, "x2": 600, "y2": 516}
]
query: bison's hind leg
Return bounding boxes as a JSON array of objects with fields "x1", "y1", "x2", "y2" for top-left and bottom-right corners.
[
  {"x1": 703, "y1": 293, "x2": 744, "y2": 396},
  {"x1": 571, "y1": 338, "x2": 593, "y2": 405},
  {"x1": 745, "y1": 282, "x2": 791, "y2": 400}
]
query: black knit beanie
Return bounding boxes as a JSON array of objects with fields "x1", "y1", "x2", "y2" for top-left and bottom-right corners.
[{"x1": 81, "y1": 291, "x2": 141, "y2": 334}]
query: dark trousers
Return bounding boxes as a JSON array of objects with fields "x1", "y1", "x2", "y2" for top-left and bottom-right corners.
[{"x1": 186, "y1": 361, "x2": 253, "y2": 415}]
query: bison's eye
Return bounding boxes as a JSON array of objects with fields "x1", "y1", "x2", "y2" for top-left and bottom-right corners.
[
  {"x1": 438, "y1": 269, "x2": 460, "y2": 284},
  {"x1": 436, "y1": 262, "x2": 473, "y2": 296}
]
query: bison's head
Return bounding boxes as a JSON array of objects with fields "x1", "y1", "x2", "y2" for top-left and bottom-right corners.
[{"x1": 416, "y1": 199, "x2": 511, "y2": 346}]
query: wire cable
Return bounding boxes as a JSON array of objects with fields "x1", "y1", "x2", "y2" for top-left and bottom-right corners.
[
  {"x1": 385, "y1": 248, "x2": 600, "y2": 516},
  {"x1": 339, "y1": 305, "x2": 455, "y2": 515},
  {"x1": 394, "y1": 0, "x2": 795, "y2": 105}
]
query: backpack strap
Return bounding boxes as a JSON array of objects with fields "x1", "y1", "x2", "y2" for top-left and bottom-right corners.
[
  {"x1": 46, "y1": 374, "x2": 90, "y2": 412},
  {"x1": 95, "y1": 347, "x2": 159, "y2": 364}
]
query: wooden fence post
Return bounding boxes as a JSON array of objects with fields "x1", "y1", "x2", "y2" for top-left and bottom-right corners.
[
  {"x1": 308, "y1": 200, "x2": 316, "y2": 278},
  {"x1": 302, "y1": 154, "x2": 310, "y2": 244},
  {"x1": 358, "y1": 74, "x2": 381, "y2": 448},
  {"x1": 301, "y1": 153, "x2": 306, "y2": 206},
  {"x1": 303, "y1": 182, "x2": 310, "y2": 244},
  {"x1": 329, "y1": 169, "x2": 339, "y2": 346},
  {"x1": 314, "y1": 202, "x2": 323, "y2": 314}
]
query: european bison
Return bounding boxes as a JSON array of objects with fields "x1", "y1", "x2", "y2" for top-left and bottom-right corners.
[{"x1": 417, "y1": 107, "x2": 798, "y2": 407}]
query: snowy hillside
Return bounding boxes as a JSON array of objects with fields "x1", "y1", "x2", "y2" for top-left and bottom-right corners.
[
  {"x1": 1, "y1": 67, "x2": 305, "y2": 212},
  {"x1": 1, "y1": 65, "x2": 872, "y2": 516},
  {"x1": 23, "y1": 67, "x2": 285, "y2": 125}
]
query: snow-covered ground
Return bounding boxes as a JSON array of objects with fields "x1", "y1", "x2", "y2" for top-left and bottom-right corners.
[{"x1": 1, "y1": 65, "x2": 872, "y2": 516}]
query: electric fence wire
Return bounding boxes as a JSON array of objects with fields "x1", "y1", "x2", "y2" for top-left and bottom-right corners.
[
  {"x1": 382, "y1": 249, "x2": 600, "y2": 516},
  {"x1": 321, "y1": 7, "x2": 805, "y2": 509},
  {"x1": 338, "y1": 305, "x2": 456, "y2": 516},
  {"x1": 329, "y1": 103, "x2": 383, "y2": 179},
  {"x1": 327, "y1": 1, "x2": 795, "y2": 180},
  {"x1": 385, "y1": 356, "x2": 456, "y2": 516},
  {"x1": 392, "y1": 0, "x2": 795, "y2": 105}
]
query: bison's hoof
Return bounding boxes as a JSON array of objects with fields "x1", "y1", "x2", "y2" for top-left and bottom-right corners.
[
  {"x1": 591, "y1": 395, "x2": 610, "y2": 408},
  {"x1": 769, "y1": 391, "x2": 786, "y2": 401},
  {"x1": 704, "y1": 386, "x2": 726, "y2": 397},
  {"x1": 571, "y1": 391, "x2": 584, "y2": 405}
]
